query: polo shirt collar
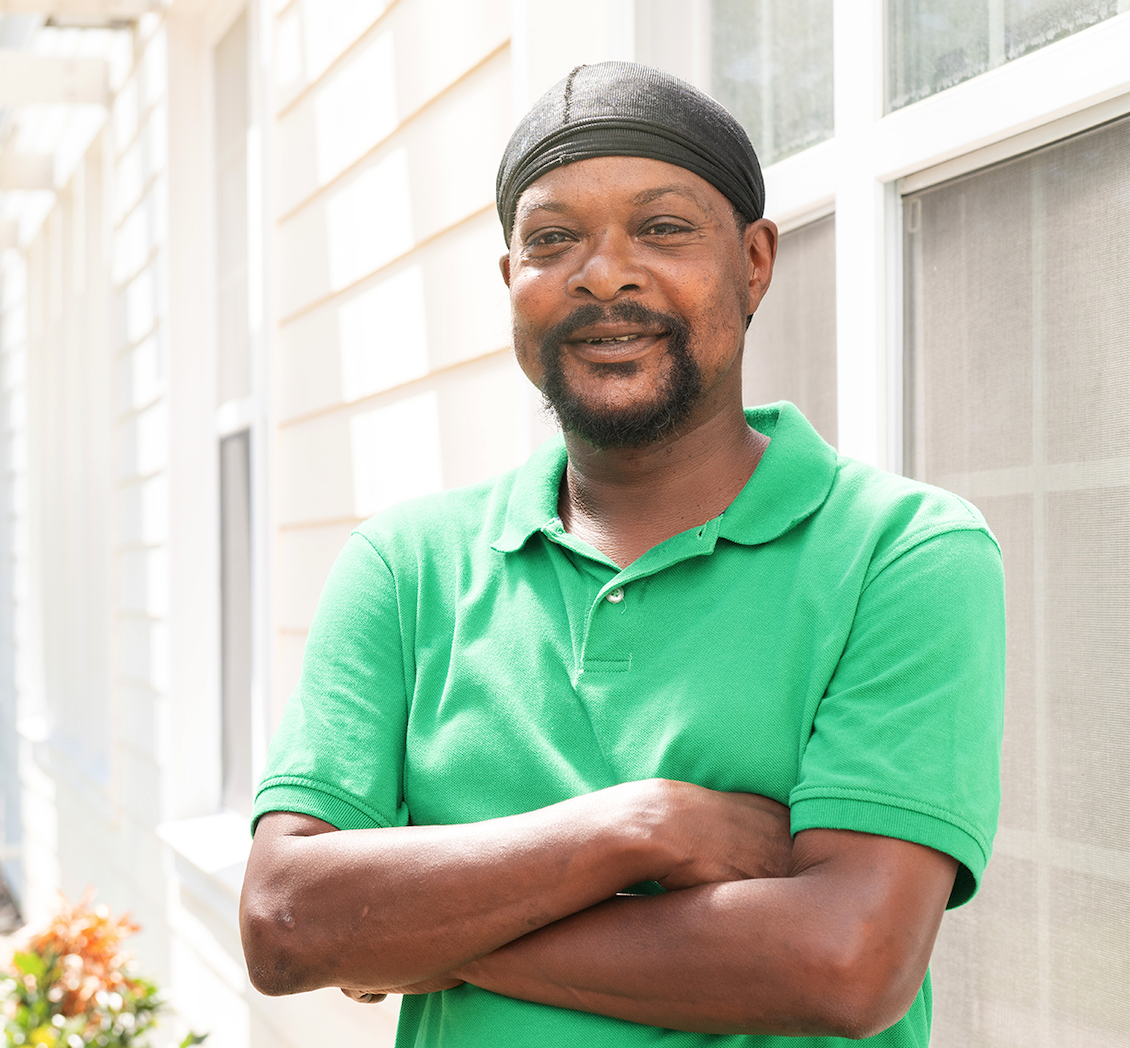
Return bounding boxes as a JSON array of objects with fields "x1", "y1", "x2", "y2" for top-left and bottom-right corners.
[
  {"x1": 719, "y1": 402, "x2": 838, "y2": 546},
  {"x1": 492, "y1": 436, "x2": 568, "y2": 553},
  {"x1": 491, "y1": 401, "x2": 837, "y2": 554}
]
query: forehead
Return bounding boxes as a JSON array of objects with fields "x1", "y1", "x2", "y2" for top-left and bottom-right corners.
[{"x1": 514, "y1": 155, "x2": 732, "y2": 223}]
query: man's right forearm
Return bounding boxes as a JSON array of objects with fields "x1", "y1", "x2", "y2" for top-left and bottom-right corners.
[{"x1": 240, "y1": 780, "x2": 790, "y2": 997}]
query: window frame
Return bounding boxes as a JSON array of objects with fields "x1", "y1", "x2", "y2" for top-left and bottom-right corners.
[
  {"x1": 649, "y1": 3, "x2": 1130, "y2": 468},
  {"x1": 205, "y1": 0, "x2": 272, "y2": 818}
]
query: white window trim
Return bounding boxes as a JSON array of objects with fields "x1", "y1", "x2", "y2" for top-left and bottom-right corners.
[
  {"x1": 750, "y1": 4, "x2": 1130, "y2": 468},
  {"x1": 205, "y1": 0, "x2": 273, "y2": 814}
]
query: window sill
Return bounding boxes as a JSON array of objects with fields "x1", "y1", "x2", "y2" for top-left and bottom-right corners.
[{"x1": 157, "y1": 810, "x2": 251, "y2": 904}]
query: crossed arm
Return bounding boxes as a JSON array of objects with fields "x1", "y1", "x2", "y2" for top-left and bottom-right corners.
[{"x1": 239, "y1": 778, "x2": 957, "y2": 1039}]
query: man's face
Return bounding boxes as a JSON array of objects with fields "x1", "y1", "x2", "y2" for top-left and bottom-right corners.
[{"x1": 501, "y1": 155, "x2": 775, "y2": 449}]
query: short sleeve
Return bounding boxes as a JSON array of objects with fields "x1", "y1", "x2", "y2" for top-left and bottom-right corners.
[
  {"x1": 252, "y1": 532, "x2": 412, "y2": 834},
  {"x1": 790, "y1": 527, "x2": 1006, "y2": 907}
]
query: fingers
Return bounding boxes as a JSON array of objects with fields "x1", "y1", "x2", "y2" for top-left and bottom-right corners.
[
  {"x1": 341, "y1": 987, "x2": 387, "y2": 1004},
  {"x1": 655, "y1": 784, "x2": 794, "y2": 888}
]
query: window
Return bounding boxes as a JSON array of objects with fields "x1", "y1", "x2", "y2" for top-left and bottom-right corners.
[
  {"x1": 214, "y1": 9, "x2": 256, "y2": 815},
  {"x1": 887, "y1": 0, "x2": 1127, "y2": 112},
  {"x1": 710, "y1": 0, "x2": 834, "y2": 165},
  {"x1": 903, "y1": 114, "x2": 1130, "y2": 1045},
  {"x1": 219, "y1": 430, "x2": 253, "y2": 815},
  {"x1": 743, "y1": 214, "x2": 837, "y2": 446}
]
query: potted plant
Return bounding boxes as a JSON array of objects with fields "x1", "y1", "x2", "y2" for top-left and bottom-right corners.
[{"x1": 1, "y1": 892, "x2": 206, "y2": 1048}]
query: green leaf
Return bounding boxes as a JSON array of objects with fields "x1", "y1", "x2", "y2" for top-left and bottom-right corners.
[
  {"x1": 179, "y1": 1034, "x2": 209, "y2": 1046},
  {"x1": 12, "y1": 951, "x2": 47, "y2": 979}
]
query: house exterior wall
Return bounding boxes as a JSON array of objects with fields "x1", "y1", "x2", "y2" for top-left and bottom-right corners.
[{"x1": 0, "y1": 3, "x2": 1126, "y2": 1047}]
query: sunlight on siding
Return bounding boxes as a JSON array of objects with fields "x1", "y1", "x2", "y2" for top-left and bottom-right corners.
[
  {"x1": 313, "y1": 30, "x2": 397, "y2": 184},
  {"x1": 325, "y1": 147, "x2": 412, "y2": 291},
  {"x1": 350, "y1": 391, "x2": 442, "y2": 517},
  {"x1": 339, "y1": 263, "x2": 428, "y2": 401}
]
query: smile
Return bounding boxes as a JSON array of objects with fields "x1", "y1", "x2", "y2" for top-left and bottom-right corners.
[{"x1": 585, "y1": 335, "x2": 640, "y2": 344}]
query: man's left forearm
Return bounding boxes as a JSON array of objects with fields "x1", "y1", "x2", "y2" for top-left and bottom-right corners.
[{"x1": 446, "y1": 830, "x2": 957, "y2": 1040}]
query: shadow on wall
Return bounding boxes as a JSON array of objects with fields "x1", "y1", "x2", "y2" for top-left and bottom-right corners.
[{"x1": 0, "y1": 872, "x2": 20, "y2": 935}]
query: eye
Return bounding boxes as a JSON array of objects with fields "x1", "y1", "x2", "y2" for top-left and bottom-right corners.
[
  {"x1": 641, "y1": 219, "x2": 694, "y2": 237},
  {"x1": 525, "y1": 229, "x2": 574, "y2": 248}
]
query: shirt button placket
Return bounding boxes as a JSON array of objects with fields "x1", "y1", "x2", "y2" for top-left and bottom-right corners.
[{"x1": 605, "y1": 587, "x2": 624, "y2": 604}]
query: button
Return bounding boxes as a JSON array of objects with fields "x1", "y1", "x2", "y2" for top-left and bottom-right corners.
[{"x1": 606, "y1": 587, "x2": 624, "y2": 603}]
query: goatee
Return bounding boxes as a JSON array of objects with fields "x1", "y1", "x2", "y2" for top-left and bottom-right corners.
[{"x1": 538, "y1": 302, "x2": 701, "y2": 450}]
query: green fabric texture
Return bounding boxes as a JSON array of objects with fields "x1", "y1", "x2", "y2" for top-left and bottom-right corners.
[{"x1": 253, "y1": 402, "x2": 1006, "y2": 1048}]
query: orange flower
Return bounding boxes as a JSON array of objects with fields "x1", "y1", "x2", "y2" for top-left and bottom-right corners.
[{"x1": 24, "y1": 891, "x2": 145, "y2": 1019}]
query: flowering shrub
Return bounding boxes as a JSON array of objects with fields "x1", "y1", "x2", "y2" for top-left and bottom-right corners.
[{"x1": 1, "y1": 892, "x2": 206, "y2": 1048}]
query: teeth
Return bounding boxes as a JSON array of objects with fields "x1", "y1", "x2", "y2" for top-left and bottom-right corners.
[{"x1": 586, "y1": 335, "x2": 638, "y2": 343}]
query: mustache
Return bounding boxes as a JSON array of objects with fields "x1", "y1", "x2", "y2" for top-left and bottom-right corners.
[{"x1": 540, "y1": 301, "x2": 681, "y2": 350}]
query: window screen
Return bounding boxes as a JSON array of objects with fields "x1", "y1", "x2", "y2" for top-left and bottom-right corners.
[
  {"x1": 220, "y1": 429, "x2": 253, "y2": 815},
  {"x1": 744, "y1": 214, "x2": 837, "y2": 446},
  {"x1": 903, "y1": 115, "x2": 1130, "y2": 1046},
  {"x1": 887, "y1": 0, "x2": 1125, "y2": 113}
]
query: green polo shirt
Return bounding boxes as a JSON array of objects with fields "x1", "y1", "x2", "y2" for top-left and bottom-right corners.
[{"x1": 254, "y1": 402, "x2": 1005, "y2": 1048}]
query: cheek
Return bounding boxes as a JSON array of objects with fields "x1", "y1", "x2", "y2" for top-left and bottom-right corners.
[
  {"x1": 681, "y1": 285, "x2": 749, "y2": 377},
  {"x1": 508, "y1": 290, "x2": 547, "y2": 387},
  {"x1": 509, "y1": 266, "x2": 562, "y2": 343}
]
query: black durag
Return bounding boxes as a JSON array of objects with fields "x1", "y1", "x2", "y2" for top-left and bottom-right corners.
[{"x1": 496, "y1": 61, "x2": 765, "y2": 244}]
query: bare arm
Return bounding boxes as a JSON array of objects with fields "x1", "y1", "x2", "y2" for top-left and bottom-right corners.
[
  {"x1": 446, "y1": 829, "x2": 958, "y2": 1039},
  {"x1": 239, "y1": 779, "x2": 791, "y2": 997}
]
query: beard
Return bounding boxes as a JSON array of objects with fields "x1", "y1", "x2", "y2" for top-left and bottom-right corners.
[{"x1": 537, "y1": 301, "x2": 702, "y2": 450}]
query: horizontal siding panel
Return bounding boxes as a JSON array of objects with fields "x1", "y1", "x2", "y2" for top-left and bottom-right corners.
[
  {"x1": 276, "y1": 50, "x2": 511, "y2": 313},
  {"x1": 116, "y1": 474, "x2": 169, "y2": 546},
  {"x1": 117, "y1": 680, "x2": 163, "y2": 755},
  {"x1": 271, "y1": 630, "x2": 309, "y2": 733},
  {"x1": 272, "y1": 520, "x2": 356, "y2": 631},
  {"x1": 274, "y1": 353, "x2": 530, "y2": 525},
  {"x1": 273, "y1": 0, "x2": 392, "y2": 110},
  {"x1": 275, "y1": 0, "x2": 509, "y2": 213},
  {"x1": 116, "y1": 332, "x2": 165, "y2": 414},
  {"x1": 275, "y1": 210, "x2": 510, "y2": 422},
  {"x1": 274, "y1": 406, "x2": 358, "y2": 524}
]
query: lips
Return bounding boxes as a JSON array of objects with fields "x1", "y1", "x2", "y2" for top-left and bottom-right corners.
[
  {"x1": 566, "y1": 322, "x2": 666, "y2": 345},
  {"x1": 540, "y1": 304, "x2": 677, "y2": 368},
  {"x1": 562, "y1": 321, "x2": 668, "y2": 365},
  {"x1": 565, "y1": 328, "x2": 667, "y2": 364}
]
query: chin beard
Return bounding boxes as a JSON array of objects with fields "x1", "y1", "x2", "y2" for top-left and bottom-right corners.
[{"x1": 537, "y1": 302, "x2": 701, "y2": 450}]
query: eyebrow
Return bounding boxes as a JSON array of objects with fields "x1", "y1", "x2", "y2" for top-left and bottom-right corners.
[
  {"x1": 631, "y1": 184, "x2": 711, "y2": 209},
  {"x1": 515, "y1": 200, "x2": 570, "y2": 220},
  {"x1": 515, "y1": 183, "x2": 711, "y2": 224}
]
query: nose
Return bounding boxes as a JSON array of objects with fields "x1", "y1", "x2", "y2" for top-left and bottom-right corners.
[{"x1": 566, "y1": 231, "x2": 648, "y2": 301}]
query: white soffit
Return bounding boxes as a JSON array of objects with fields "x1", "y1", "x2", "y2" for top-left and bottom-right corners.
[
  {"x1": 0, "y1": 1, "x2": 159, "y2": 14},
  {"x1": 0, "y1": 51, "x2": 107, "y2": 104},
  {"x1": 0, "y1": 150, "x2": 53, "y2": 188}
]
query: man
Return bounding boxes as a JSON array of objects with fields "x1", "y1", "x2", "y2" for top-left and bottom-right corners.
[{"x1": 240, "y1": 62, "x2": 1005, "y2": 1047}]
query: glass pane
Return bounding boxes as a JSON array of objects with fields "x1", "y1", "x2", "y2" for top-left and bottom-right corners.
[
  {"x1": 711, "y1": 0, "x2": 834, "y2": 166},
  {"x1": 903, "y1": 115, "x2": 1130, "y2": 1047},
  {"x1": 220, "y1": 429, "x2": 253, "y2": 815},
  {"x1": 743, "y1": 214, "x2": 837, "y2": 446},
  {"x1": 887, "y1": 0, "x2": 1122, "y2": 112}
]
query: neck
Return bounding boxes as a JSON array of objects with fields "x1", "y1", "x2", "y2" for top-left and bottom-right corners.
[{"x1": 558, "y1": 403, "x2": 768, "y2": 568}]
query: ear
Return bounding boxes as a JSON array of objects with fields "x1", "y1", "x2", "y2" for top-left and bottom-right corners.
[
  {"x1": 744, "y1": 219, "x2": 778, "y2": 317},
  {"x1": 499, "y1": 253, "x2": 511, "y2": 287}
]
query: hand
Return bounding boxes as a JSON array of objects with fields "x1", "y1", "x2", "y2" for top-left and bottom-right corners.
[
  {"x1": 341, "y1": 973, "x2": 465, "y2": 1003},
  {"x1": 341, "y1": 988, "x2": 387, "y2": 1004},
  {"x1": 640, "y1": 781, "x2": 792, "y2": 890}
]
